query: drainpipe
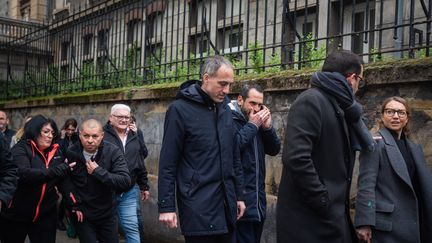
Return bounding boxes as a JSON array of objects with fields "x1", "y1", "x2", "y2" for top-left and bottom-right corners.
[{"x1": 394, "y1": 0, "x2": 404, "y2": 58}]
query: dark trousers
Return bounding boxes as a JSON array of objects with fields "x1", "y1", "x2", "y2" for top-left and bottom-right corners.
[
  {"x1": 73, "y1": 213, "x2": 119, "y2": 243},
  {"x1": 236, "y1": 220, "x2": 264, "y2": 243},
  {"x1": 184, "y1": 228, "x2": 236, "y2": 243},
  {"x1": 0, "y1": 211, "x2": 57, "y2": 243}
]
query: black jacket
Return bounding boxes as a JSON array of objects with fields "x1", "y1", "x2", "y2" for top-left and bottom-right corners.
[
  {"x1": 1, "y1": 140, "x2": 68, "y2": 222},
  {"x1": 229, "y1": 101, "x2": 280, "y2": 221},
  {"x1": 103, "y1": 123, "x2": 149, "y2": 191},
  {"x1": 2, "y1": 128, "x2": 16, "y2": 147},
  {"x1": 158, "y1": 80, "x2": 244, "y2": 236},
  {"x1": 0, "y1": 132, "x2": 17, "y2": 206},
  {"x1": 58, "y1": 133, "x2": 79, "y2": 157},
  {"x1": 62, "y1": 141, "x2": 131, "y2": 220},
  {"x1": 277, "y1": 88, "x2": 358, "y2": 243}
]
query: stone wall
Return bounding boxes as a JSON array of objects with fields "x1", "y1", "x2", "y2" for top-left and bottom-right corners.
[{"x1": 1, "y1": 58, "x2": 431, "y2": 243}]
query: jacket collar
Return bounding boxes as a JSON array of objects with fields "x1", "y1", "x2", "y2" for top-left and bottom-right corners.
[{"x1": 379, "y1": 127, "x2": 413, "y2": 189}]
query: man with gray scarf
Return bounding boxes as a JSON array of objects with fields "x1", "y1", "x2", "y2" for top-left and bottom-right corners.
[{"x1": 276, "y1": 50, "x2": 374, "y2": 243}]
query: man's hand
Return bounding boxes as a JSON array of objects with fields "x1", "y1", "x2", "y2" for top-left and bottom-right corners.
[
  {"x1": 73, "y1": 210, "x2": 84, "y2": 222},
  {"x1": 129, "y1": 123, "x2": 138, "y2": 132},
  {"x1": 86, "y1": 160, "x2": 98, "y2": 174},
  {"x1": 249, "y1": 108, "x2": 270, "y2": 128},
  {"x1": 236, "y1": 201, "x2": 246, "y2": 220},
  {"x1": 261, "y1": 106, "x2": 272, "y2": 129},
  {"x1": 141, "y1": 190, "x2": 150, "y2": 201},
  {"x1": 356, "y1": 225, "x2": 372, "y2": 242},
  {"x1": 159, "y1": 212, "x2": 177, "y2": 228}
]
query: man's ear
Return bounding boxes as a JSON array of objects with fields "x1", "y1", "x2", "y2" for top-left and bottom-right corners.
[
  {"x1": 237, "y1": 95, "x2": 244, "y2": 106},
  {"x1": 202, "y1": 73, "x2": 209, "y2": 84},
  {"x1": 346, "y1": 74, "x2": 356, "y2": 88}
]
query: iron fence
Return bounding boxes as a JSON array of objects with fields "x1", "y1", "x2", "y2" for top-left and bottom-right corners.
[{"x1": 0, "y1": 0, "x2": 430, "y2": 100}]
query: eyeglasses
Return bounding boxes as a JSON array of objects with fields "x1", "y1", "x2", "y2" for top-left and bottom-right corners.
[
  {"x1": 112, "y1": 115, "x2": 131, "y2": 121},
  {"x1": 355, "y1": 74, "x2": 366, "y2": 89},
  {"x1": 40, "y1": 129, "x2": 55, "y2": 137},
  {"x1": 383, "y1": 109, "x2": 408, "y2": 118}
]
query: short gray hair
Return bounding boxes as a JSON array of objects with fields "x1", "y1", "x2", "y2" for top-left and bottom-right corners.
[
  {"x1": 200, "y1": 56, "x2": 234, "y2": 79},
  {"x1": 111, "y1": 104, "x2": 131, "y2": 115}
]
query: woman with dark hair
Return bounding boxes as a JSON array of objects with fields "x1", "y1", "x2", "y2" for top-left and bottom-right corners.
[
  {"x1": 59, "y1": 118, "x2": 79, "y2": 156},
  {"x1": 0, "y1": 115, "x2": 75, "y2": 243},
  {"x1": 355, "y1": 97, "x2": 432, "y2": 243}
]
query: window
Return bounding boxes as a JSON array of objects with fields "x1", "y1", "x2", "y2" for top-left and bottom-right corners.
[
  {"x1": 147, "y1": 13, "x2": 163, "y2": 40},
  {"x1": 83, "y1": 34, "x2": 93, "y2": 56},
  {"x1": 97, "y1": 29, "x2": 109, "y2": 51},
  {"x1": 229, "y1": 31, "x2": 242, "y2": 48},
  {"x1": 127, "y1": 19, "x2": 141, "y2": 45},
  {"x1": 61, "y1": 41, "x2": 70, "y2": 61},
  {"x1": 352, "y1": 12, "x2": 365, "y2": 54},
  {"x1": 217, "y1": 26, "x2": 243, "y2": 53},
  {"x1": 302, "y1": 22, "x2": 313, "y2": 38},
  {"x1": 189, "y1": 33, "x2": 209, "y2": 55}
]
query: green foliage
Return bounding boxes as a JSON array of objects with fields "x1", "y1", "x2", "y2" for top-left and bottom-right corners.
[
  {"x1": 296, "y1": 33, "x2": 326, "y2": 69},
  {"x1": 248, "y1": 43, "x2": 264, "y2": 74}
]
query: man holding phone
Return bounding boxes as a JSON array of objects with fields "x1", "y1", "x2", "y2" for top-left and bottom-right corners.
[
  {"x1": 103, "y1": 104, "x2": 150, "y2": 243},
  {"x1": 229, "y1": 84, "x2": 280, "y2": 243}
]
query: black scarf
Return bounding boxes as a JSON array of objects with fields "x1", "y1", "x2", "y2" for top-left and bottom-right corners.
[{"x1": 311, "y1": 72, "x2": 375, "y2": 152}]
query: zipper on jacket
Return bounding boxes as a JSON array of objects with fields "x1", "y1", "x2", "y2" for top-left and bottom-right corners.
[
  {"x1": 253, "y1": 137, "x2": 261, "y2": 221},
  {"x1": 30, "y1": 141, "x2": 58, "y2": 222}
]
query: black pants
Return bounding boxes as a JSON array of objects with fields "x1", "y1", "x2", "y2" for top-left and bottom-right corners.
[
  {"x1": 184, "y1": 227, "x2": 236, "y2": 243},
  {"x1": 0, "y1": 211, "x2": 57, "y2": 243},
  {"x1": 236, "y1": 220, "x2": 264, "y2": 243},
  {"x1": 73, "y1": 213, "x2": 119, "y2": 243}
]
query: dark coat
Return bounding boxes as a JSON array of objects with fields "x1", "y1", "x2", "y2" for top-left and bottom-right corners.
[
  {"x1": 158, "y1": 80, "x2": 244, "y2": 236},
  {"x1": 277, "y1": 88, "x2": 358, "y2": 243},
  {"x1": 354, "y1": 128, "x2": 432, "y2": 243},
  {"x1": 1, "y1": 140, "x2": 67, "y2": 222},
  {"x1": 61, "y1": 141, "x2": 131, "y2": 220},
  {"x1": 103, "y1": 123, "x2": 149, "y2": 191},
  {"x1": 229, "y1": 101, "x2": 280, "y2": 221},
  {"x1": 3, "y1": 128, "x2": 16, "y2": 148},
  {"x1": 0, "y1": 132, "x2": 17, "y2": 206},
  {"x1": 58, "y1": 133, "x2": 79, "y2": 157}
]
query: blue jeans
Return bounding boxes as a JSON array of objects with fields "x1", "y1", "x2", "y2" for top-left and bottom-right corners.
[{"x1": 117, "y1": 187, "x2": 140, "y2": 243}]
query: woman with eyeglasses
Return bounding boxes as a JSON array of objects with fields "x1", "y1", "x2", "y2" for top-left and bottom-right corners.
[
  {"x1": 354, "y1": 97, "x2": 432, "y2": 243},
  {"x1": 0, "y1": 115, "x2": 76, "y2": 243}
]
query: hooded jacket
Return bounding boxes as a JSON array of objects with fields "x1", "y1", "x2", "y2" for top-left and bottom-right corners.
[
  {"x1": 1, "y1": 139, "x2": 68, "y2": 222},
  {"x1": 103, "y1": 123, "x2": 149, "y2": 192},
  {"x1": 229, "y1": 101, "x2": 280, "y2": 221},
  {"x1": 61, "y1": 141, "x2": 131, "y2": 220},
  {"x1": 158, "y1": 80, "x2": 244, "y2": 236}
]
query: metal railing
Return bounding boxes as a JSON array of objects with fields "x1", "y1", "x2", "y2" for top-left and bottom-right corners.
[{"x1": 0, "y1": 0, "x2": 430, "y2": 100}]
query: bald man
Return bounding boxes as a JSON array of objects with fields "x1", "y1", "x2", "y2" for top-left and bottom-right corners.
[{"x1": 61, "y1": 119, "x2": 131, "y2": 243}]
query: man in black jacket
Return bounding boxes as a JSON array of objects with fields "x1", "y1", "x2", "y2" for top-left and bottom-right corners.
[
  {"x1": 0, "y1": 132, "x2": 17, "y2": 213},
  {"x1": 158, "y1": 56, "x2": 245, "y2": 243},
  {"x1": 229, "y1": 84, "x2": 280, "y2": 243},
  {"x1": 0, "y1": 110, "x2": 16, "y2": 147},
  {"x1": 103, "y1": 104, "x2": 150, "y2": 243},
  {"x1": 63, "y1": 119, "x2": 130, "y2": 243},
  {"x1": 277, "y1": 50, "x2": 373, "y2": 243}
]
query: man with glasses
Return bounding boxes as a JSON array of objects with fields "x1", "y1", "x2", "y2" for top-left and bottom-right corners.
[
  {"x1": 103, "y1": 104, "x2": 150, "y2": 243},
  {"x1": 277, "y1": 50, "x2": 374, "y2": 243}
]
